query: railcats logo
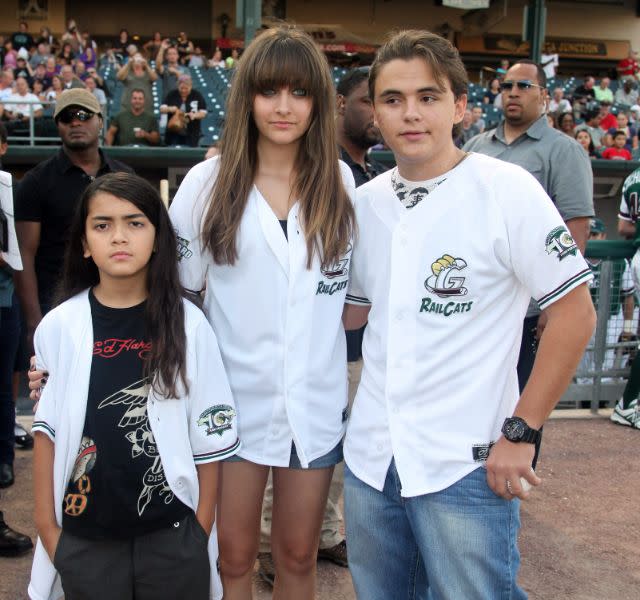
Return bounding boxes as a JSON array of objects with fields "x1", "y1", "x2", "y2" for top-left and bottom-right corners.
[
  {"x1": 425, "y1": 254, "x2": 468, "y2": 298},
  {"x1": 545, "y1": 226, "x2": 578, "y2": 261},
  {"x1": 316, "y1": 243, "x2": 352, "y2": 296},
  {"x1": 198, "y1": 405, "x2": 236, "y2": 437},
  {"x1": 420, "y1": 253, "x2": 473, "y2": 316}
]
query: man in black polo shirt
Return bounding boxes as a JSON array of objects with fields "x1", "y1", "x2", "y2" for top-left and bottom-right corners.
[{"x1": 13, "y1": 88, "x2": 133, "y2": 352}]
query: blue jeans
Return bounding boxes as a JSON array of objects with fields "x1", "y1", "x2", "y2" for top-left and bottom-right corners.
[{"x1": 344, "y1": 461, "x2": 527, "y2": 600}]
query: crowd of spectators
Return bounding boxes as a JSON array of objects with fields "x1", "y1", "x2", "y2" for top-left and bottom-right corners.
[
  {"x1": 0, "y1": 19, "x2": 244, "y2": 147},
  {"x1": 3, "y1": 19, "x2": 640, "y2": 157}
]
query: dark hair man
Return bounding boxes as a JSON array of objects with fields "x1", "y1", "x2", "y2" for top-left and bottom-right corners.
[
  {"x1": 13, "y1": 89, "x2": 133, "y2": 353},
  {"x1": 342, "y1": 30, "x2": 595, "y2": 599},
  {"x1": 105, "y1": 88, "x2": 160, "y2": 147}
]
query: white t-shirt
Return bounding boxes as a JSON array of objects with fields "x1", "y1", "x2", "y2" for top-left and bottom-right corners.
[
  {"x1": 4, "y1": 91, "x2": 43, "y2": 115},
  {"x1": 169, "y1": 156, "x2": 356, "y2": 468},
  {"x1": 345, "y1": 153, "x2": 592, "y2": 497}
]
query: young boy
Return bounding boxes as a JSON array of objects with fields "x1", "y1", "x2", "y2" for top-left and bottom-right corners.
[
  {"x1": 602, "y1": 130, "x2": 633, "y2": 160},
  {"x1": 342, "y1": 30, "x2": 596, "y2": 599}
]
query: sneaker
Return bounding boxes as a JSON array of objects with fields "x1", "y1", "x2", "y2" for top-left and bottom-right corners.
[
  {"x1": 14, "y1": 422, "x2": 33, "y2": 449},
  {"x1": 610, "y1": 398, "x2": 640, "y2": 428},
  {"x1": 257, "y1": 552, "x2": 275, "y2": 587},
  {"x1": 317, "y1": 539, "x2": 348, "y2": 567}
]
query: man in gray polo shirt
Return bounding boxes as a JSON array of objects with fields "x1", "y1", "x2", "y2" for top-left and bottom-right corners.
[{"x1": 465, "y1": 59, "x2": 594, "y2": 464}]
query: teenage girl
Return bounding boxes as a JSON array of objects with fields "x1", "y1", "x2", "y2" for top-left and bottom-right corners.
[
  {"x1": 29, "y1": 173, "x2": 239, "y2": 600},
  {"x1": 169, "y1": 26, "x2": 356, "y2": 599}
]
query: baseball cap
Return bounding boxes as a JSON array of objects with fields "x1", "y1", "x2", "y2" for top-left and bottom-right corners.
[
  {"x1": 589, "y1": 218, "x2": 605, "y2": 234},
  {"x1": 54, "y1": 88, "x2": 102, "y2": 119}
]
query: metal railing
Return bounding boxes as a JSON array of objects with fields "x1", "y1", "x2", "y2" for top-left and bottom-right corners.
[
  {"x1": 564, "y1": 240, "x2": 637, "y2": 412},
  {"x1": 3, "y1": 98, "x2": 61, "y2": 145}
]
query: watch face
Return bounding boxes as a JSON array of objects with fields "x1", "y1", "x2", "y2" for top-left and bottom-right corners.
[{"x1": 505, "y1": 419, "x2": 525, "y2": 440}]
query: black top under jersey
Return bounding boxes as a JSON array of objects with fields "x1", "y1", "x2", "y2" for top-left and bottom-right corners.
[
  {"x1": 279, "y1": 219, "x2": 288, "y2": 239},
  {"x1": 62, "y1": 290, "x2": 189, "y2": 539}
]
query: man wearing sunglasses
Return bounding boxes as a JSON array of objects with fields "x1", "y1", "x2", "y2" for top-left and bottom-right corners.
[
  {"x1": 13, "y1": 89, "x2": 133, "y2": 354},
  {"x1": 465, "y1": 59, "x2": 594, "y2": 466}
]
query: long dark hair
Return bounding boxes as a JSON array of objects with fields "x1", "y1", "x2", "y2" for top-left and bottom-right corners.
[{"x1": 58, "y1": 172, "x2": 188, "y2": 398}]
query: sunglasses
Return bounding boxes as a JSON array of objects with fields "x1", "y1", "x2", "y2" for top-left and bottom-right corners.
[
  {"x1": 499, "y1": 80, "x2": 544, "y2": 92},
  {"x1": 56, "y1": 108, "x2": 96, "y2": 124}
]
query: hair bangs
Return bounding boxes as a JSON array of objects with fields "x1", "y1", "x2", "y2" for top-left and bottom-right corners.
[{"x1": 248, "y1": 37, "x2": 321, "y2": 99}]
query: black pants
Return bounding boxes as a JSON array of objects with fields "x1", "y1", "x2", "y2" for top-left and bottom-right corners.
[
  {"x1": 54, "y1": 512, "x2": 210, "y2": 600},
  {"x1": 517, "y1": 315, "x2": 543, "y2": 469},
  {"x1": 0, "y1": 294, "x2": 20, "y2": 465}
]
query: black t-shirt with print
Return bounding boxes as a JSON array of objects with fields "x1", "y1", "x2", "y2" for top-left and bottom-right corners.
[{"x1": 62, "y1": 290, "x2": 190, "y2": 539}]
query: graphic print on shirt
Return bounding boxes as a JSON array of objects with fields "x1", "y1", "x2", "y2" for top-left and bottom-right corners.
[
  {"x1": 545, "y1": 226, "x2": 578, "y2": 261},
  {"x1": 391, "y1": 168, "x2": 446, "y2": 209},
  {"x1": 316, "y1": 242, "x2": 352, "y2": 296},
  {"x1": 175, "y1": 232, "x2": 194, "y2": 260},
  {"x1": 64, "y1": 436, "x2": 97, "y2": 517},
  {"x1": 98, "y1": 378, "x2": 175, "y2": 516},
  {"x1": 420, "y1": 254, "x2": 474, "y2": 316}
]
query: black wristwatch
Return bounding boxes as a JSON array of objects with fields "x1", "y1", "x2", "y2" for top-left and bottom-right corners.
[{"x1": 501, "y1": 417, "x2": 541, "y2": 444}]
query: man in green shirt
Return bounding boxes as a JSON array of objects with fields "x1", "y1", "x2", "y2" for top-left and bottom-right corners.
[{"x1": 105, "y1": 89, "x2": 159, "y2": 147}]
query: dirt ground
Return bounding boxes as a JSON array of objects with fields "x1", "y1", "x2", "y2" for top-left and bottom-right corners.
[{"x1": 1, "y1": 414, "x2": 638, "y2": 600}]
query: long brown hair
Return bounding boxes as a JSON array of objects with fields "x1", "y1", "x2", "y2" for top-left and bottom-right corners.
[{"x1": 202, "y1": 25, "x2": 354, "y2": 269}]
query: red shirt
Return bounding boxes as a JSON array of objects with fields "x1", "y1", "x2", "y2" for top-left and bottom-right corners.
[
  {"x1": 600, "y1": 113, "x2": 618, "y2": 131},
  {"x1": 602, "y1": 147, "x2": 632, "y2": 161},
  {"x1": 618, "y1": 57, "x2": 639, "y2": 77}
]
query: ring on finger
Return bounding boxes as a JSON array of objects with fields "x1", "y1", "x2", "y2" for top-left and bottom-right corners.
[{"x1": 506, "y1": 480, "x2": 513, "y2": 494}]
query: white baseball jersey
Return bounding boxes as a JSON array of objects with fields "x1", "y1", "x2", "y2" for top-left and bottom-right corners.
[
  {"x1": 29, "y1": 291, "x2": 239, "y2": 600},
  {"x1": 345, "y1": 153, "x2": 592, "y2": 498},
  {"x1": 169, "y1": 157, "x2": 356, "y2": 468}
]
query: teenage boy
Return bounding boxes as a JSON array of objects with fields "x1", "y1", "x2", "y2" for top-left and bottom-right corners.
[{"x1": 342, "y1": 30, "x2": 596, "y2": 599}]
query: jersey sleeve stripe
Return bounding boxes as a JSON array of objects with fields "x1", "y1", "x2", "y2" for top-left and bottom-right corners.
[
  {"x1": 193, "y1": 438, "x2": 241, "y2": 463},
  {"x1": 536, "y1": 269, "x2": 593, "y2": 310},
  {"x1": 32, "y1": 421, "x2": 55, "y2": 440},
  {"x1": 345, "y1": 293, "x2": 372, "y2": 306},
  {"x1": 618, "y1": 211, "x2": 632, "y2": 221}
]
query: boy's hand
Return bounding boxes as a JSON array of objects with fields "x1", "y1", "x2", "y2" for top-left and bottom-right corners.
[{"x1": 485, "y1": 437, "x2": 542, "y2": 500}]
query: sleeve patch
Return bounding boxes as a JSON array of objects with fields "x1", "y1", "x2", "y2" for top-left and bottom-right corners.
[
  {"x1": 545, "y1": 226, "x2": 578, "y2": 261},
  {"x1": 197, "y1": 405, "x2": 236, "y2": 437}
]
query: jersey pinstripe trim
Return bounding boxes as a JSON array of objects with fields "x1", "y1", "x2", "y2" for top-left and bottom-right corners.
[
  {"x1": 193, "y1": 438, "x2": 241, "y2": 463},
  {"x1": 537, "y1": 268, "x2": 593, "y2": 310},
  {"x1": 618, "y1": 211, "x2": 632, "y2": 222},
  {"x1": 32, "y1": 420, "x2": 55, "y2": 440},
  {"x1": 345, "y1": 293, "x2": 372, "y2": 306}
]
